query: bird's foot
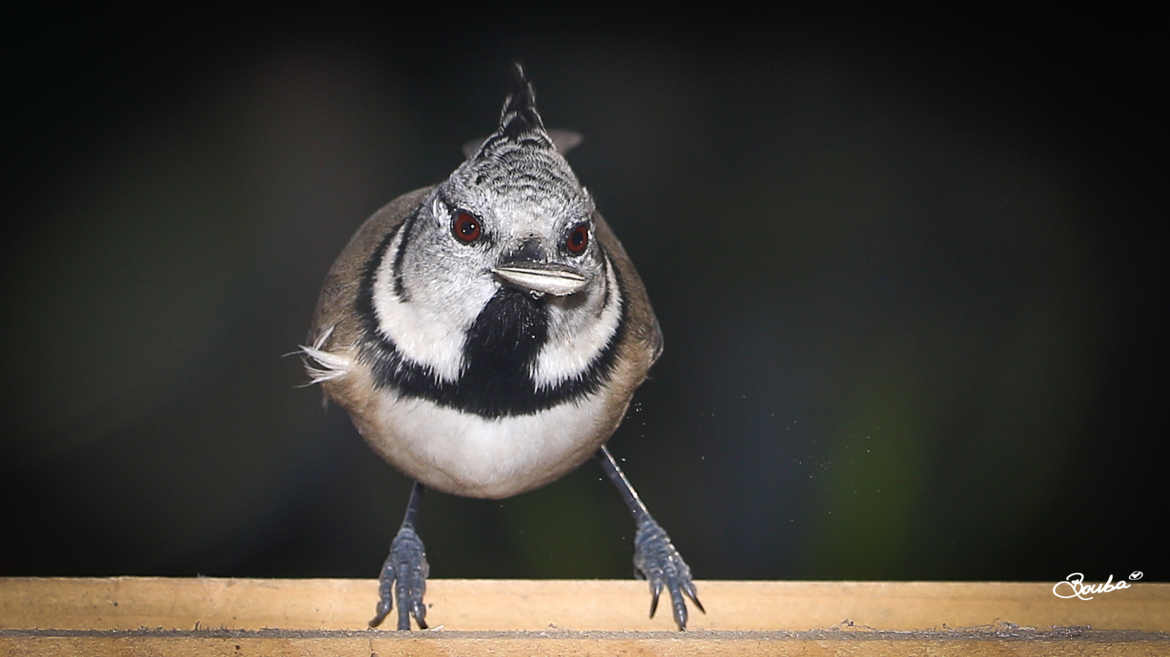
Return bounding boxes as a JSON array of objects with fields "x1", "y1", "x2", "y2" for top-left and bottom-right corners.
[
  {"x1": 369, "y1": 523, "x2": 429, "y2": 630},
  {"x1": 633, "y1": 516, "x2": 704, "y2": 630}
]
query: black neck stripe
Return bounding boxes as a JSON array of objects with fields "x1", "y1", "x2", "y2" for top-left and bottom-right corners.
[
  {"x1": 355, "y1": 217, "x2": 626, "y2": 419},
  {"x1": 390, "y1": 207, "x2": 418, "y2": 301}
]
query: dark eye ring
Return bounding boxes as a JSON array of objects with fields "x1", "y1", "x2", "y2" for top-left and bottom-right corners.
[
  {"x1": 565, "y1": 222, "x2": 589, "y2": 255},
  {"x1": 451, "y1": 210, "x2": 482, "y2": 244}
]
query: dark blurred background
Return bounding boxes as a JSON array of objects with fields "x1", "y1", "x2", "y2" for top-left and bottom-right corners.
[{"x1": 3, "y1": 12, "x2": 1164, "y2": 584}]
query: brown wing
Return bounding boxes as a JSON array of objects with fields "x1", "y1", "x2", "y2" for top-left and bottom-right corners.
[
  {"x1": 594, "y1": 209, "x2": 665, "y2": 373},
  {"x1": 309, "y1": 186, "x2": 435, "y2": 352}
]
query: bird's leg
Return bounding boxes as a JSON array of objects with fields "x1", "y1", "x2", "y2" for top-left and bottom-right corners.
[
  {"x1": 369, "y1": 481, "x2": 430, "y2": 630},
  {"x1": 597, "y1": 445, "x2": 704, "y2": 631}
]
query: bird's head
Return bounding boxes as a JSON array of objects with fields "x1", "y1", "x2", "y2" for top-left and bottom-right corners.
[{"x1": 374, "y1": 64, "x2": 619, "y2": 390}]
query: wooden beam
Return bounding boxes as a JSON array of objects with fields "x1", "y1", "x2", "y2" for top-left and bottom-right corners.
[{"x1": 2, "y1": 578, "x2": 1167, "y2": 655}]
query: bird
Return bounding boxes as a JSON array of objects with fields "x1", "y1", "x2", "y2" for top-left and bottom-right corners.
[{"x1": 299, "y1": 63, "x2": 703, "y2": 631}]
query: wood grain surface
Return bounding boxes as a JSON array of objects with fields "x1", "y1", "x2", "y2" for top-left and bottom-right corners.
[{"x1": 2, "y1": 578, "x2": 1167, "y2": 655}]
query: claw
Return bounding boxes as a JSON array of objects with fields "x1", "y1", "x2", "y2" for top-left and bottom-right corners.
[
  {"x1": 670, "y1": 581, "x2": 688, "y2": 631},
  {"x1": 413, "y1": 601, "x2": 428, "y2": 630},
  {"x1": 648, "y1": 579, "x2": 663, "y2": 618},
  {"x1": 369, "y1": 603, "x2": 391, "y2": 628},
  {"x1": 683, "y1": 580, "x2": 706, "y2": 614}
]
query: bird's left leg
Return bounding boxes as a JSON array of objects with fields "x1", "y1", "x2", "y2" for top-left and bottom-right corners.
[
  {"x1": 597, "y1": 445, "x2": 704, "y2": 630},
  {"x1": 369, "y1": 481, "x2": 429, "y2": 630}
]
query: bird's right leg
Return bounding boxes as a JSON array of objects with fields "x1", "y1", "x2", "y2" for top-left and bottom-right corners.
[
  {"x1": 597, "y1": 445, "x2": 703, "y2": 630},
  {"x1": 369, "y1": 481, "x2": 430, "y2": 630}
]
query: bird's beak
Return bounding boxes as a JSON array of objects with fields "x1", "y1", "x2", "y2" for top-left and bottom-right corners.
[{"x1": 491, "y1": 262, "x2": 588, "y2": 297}]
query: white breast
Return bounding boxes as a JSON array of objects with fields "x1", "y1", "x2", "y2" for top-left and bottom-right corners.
[{"x1": 358, "y1": 391, "x2": 613, "y2": 499}]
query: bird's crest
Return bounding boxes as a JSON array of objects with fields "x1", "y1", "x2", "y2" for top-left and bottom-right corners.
[{"x1": 470, "y1": 63, "x2": 557, "y2": 160}]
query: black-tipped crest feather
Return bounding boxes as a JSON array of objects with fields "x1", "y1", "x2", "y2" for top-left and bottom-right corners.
[
  {"x1": 500, "y1": 62, "x2": 546, "y2": 136},
  {"x1": 473, "y1": 63, "x2": 556, "y2": 160}
]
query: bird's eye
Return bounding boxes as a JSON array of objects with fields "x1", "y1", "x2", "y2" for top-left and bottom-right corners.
[
  {"x1": 451, "y1": 210, "x2": 482, "y2": 244},
  {"x1": 565, "y1": 222, "x2": 589, "y2": 255}
]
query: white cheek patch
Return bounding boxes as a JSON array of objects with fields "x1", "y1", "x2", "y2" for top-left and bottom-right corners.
[
  {"x1": 531, "y1": 255, "x2": 622, "y2": 391},
  {"x1": 371, "y1": 226, "x2": 466, "y2": 384}
]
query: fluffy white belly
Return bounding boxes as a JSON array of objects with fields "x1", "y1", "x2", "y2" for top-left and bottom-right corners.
[{"x1": 359, "y1": 391, "x2": 611, "y2": 499}]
